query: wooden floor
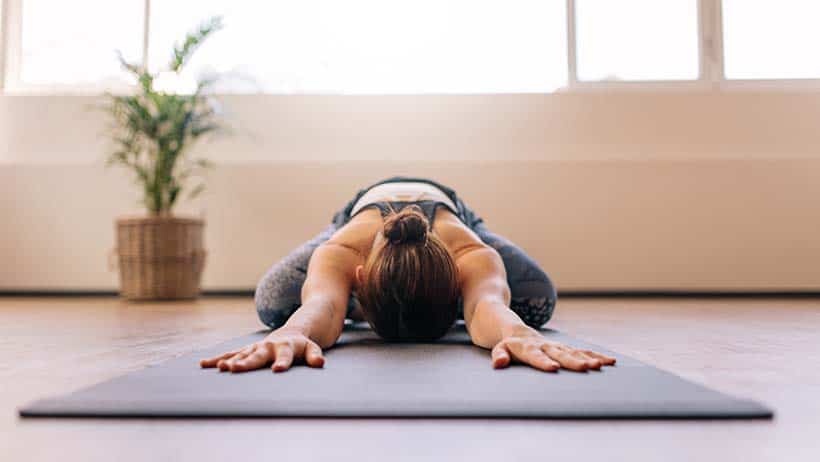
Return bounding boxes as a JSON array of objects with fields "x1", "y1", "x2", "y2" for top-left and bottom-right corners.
[{"x1": 2, "y1": 296, "x2": 819, "y2": 461}]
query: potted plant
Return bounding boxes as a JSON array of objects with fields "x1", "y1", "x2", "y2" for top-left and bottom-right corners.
[{"x1": 106, "y1": 17, "x2": 225, "y2": 300}]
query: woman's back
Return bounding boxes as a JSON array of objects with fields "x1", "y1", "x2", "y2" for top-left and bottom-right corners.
[{"x1": 323, "y1": 205, "x2": 487, "y2": 265}]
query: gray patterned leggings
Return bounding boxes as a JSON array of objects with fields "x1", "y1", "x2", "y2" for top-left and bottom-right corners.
[{"x1": 255, "y1": 220, "x2": 557, "y2": 331}]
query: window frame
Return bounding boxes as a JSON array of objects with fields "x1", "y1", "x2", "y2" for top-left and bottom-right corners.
[
  {"x1": 0, "y1": 0, "x2": 148, "y2": 94},
  {"x1": 0, "y1": 0, "x2": 818, "y2": 95},
  {"x1": 565, "y1": 0, "x2": 718, "y2": 92},
  {"x1": 0, "y1": 0, "x2": 5, "y2": 91},
  {"x1": 717, "y1": 0, "x2": 820, "y2": 90}
]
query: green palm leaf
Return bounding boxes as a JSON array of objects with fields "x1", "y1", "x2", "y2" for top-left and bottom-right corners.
[{"x1": 104, "y1": 16, "x2": 225, "y2": 215}]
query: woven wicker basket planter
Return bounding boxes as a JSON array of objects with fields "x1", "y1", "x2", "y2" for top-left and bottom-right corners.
[{"x1": 115, "y1": 216, "x2": 206, "y2": 300}]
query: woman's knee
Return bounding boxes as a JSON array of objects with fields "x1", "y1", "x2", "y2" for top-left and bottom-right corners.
[
  {"x1": 509, "y1": 269, "x2": 557, "y2": 329},
  {"x1": 254, "y1": 261, "x2": 306, "y2": 329},
  {"x1": 254, "y1": 223, "x2": 339, "y2": 329}
]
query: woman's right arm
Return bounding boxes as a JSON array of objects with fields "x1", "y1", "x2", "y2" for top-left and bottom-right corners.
[
  {"x1": 200, "y1": 240, "x2": 362, "y2": 373},
  {"x1": 283, "y1": 241, "x2": 361, "y2": 348}
]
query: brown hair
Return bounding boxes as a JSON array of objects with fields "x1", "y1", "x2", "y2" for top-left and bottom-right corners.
[{"x1": 357, "y1": 204, "x2": 460, "y2": 341}]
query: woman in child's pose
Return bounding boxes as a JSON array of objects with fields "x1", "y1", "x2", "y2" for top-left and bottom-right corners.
[{"x1": 201, "y1": 176, "x2": 615, "y2": 373}]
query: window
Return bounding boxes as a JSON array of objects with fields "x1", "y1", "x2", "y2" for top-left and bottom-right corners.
[
  {"x1": 723, "y1": 0, "x2": 820, "y2": 80},
  {"x1": 9, "y1": 0, "x2": 144, "y2": 89},
  {"x1": 574, "y1": 0, "x2": 700, "y2": 82},
  {"x1": 147, "y1": 0, "x2": 567, "y2": 94},
  {"x1": 3, "y1": 0, "x2": 820, "y2": 94}
]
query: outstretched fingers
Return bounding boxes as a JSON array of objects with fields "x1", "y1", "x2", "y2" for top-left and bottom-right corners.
[
  {"x1": 231, "y1": 343, "x2": 274, "y2": 373},
  {"x1": 200, "y1": 350, "x2": 240, "y2": 368},
  {"x1": 304, "y1": 340, "x2": 325, "y2": 368},
  {"x1": 272, "y1": 343, "x2": 295, "y2": 372},
  {"x1": 521, "y1": 349, "x2": 560, "y2": 372},
  {"x1": 495, "y1": 341, "x2": 560, "y2": 372},
  {"x1": 201, "y1": 337, "x2": 328, "y2": 374},
  {"x1": 219, "y1": 345, "x2": 255, "y2": 372},
  {"x1": 542, "y1": 345, "x2": 591, "y2": 372},
  {"x1": 581, "y1": 349, "x2": 617, "y2": 366},
  {"x1": 491, "y1": 342, "x2": 511, "y2": 369}
]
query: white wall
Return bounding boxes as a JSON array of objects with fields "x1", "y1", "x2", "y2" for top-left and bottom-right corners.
[{"x1": 2, "y1": 92, "x2": 820, "y2": 291}]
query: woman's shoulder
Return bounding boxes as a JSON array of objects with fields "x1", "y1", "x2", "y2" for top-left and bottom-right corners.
[
  {"x1": 326, "y1": 205, "x2": 486, "y2": 259},
  {"x1": 432, "y1": 207, "x2": 489, "y2": 259},
  {"x1": 324, "y1": 208, "x2": 384, "y2": 255}
]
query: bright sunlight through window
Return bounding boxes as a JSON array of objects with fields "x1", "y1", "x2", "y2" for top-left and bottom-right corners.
[
  {"x1": 11, "y1": 0, "x2": 820, "y2": 93},
  {"x1": 18, "y1": 0, "x2": 143, "y2": 87},
  {"x1": 147, "y1": 0, "x2": 567, "y2": 94},
  {"x1": 575, "y1": 0, "x2": 699, "y2": 82},
  {"x1": 723, "y1": 0, "x2": 820, "y2": 80}
]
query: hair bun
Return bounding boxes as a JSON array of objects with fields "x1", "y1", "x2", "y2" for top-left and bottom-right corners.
[{"x1": 383, "y1": 205, "x2": 429, "y2": 244}]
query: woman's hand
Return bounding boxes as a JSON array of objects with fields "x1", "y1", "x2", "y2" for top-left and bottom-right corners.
[
  {"x1": 491, "y1": 328, "x2": 616, "y2": 372},
  {"x1": 199, "y1": 328, "x2": 325, "y2": 373}
]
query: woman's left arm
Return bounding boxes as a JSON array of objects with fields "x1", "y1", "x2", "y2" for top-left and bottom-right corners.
[{"x1": 456, "y1": 245, "x2": 615, "y2": 371}]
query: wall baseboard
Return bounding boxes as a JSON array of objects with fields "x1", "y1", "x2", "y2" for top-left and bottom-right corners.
[
  {"x1": 557, "y1": 290, "x2": 820, "y2": 298},
  {"x1": 0, "y1": 290, "x2": 255, "y2": 297},
  {"x1": 2, "y1": 290, "x2": 819, "y2": 298}
]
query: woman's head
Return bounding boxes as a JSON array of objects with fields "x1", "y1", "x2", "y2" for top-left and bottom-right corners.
[{"x1": 355, "y1": 205, "x2": 460, "y2": 341}]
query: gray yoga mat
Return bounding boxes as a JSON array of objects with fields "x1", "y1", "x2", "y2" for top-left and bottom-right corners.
[{"x1": 19, "y1": 325, "x2": 772, "y2": 419}]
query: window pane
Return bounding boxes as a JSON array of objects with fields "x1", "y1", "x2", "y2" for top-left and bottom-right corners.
[
  {"x1": 575, "y1": 0, "x2": 699, "y2": 81},
  {"x1": 723, "y1": 0, "x2": 820, "y2": 79},
  {"x1": 148, "y1": 0, "x2": 567, "y2": 94},
  {"x1": 18, "y1": 0, "x2": 144, "y2": 87}
]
